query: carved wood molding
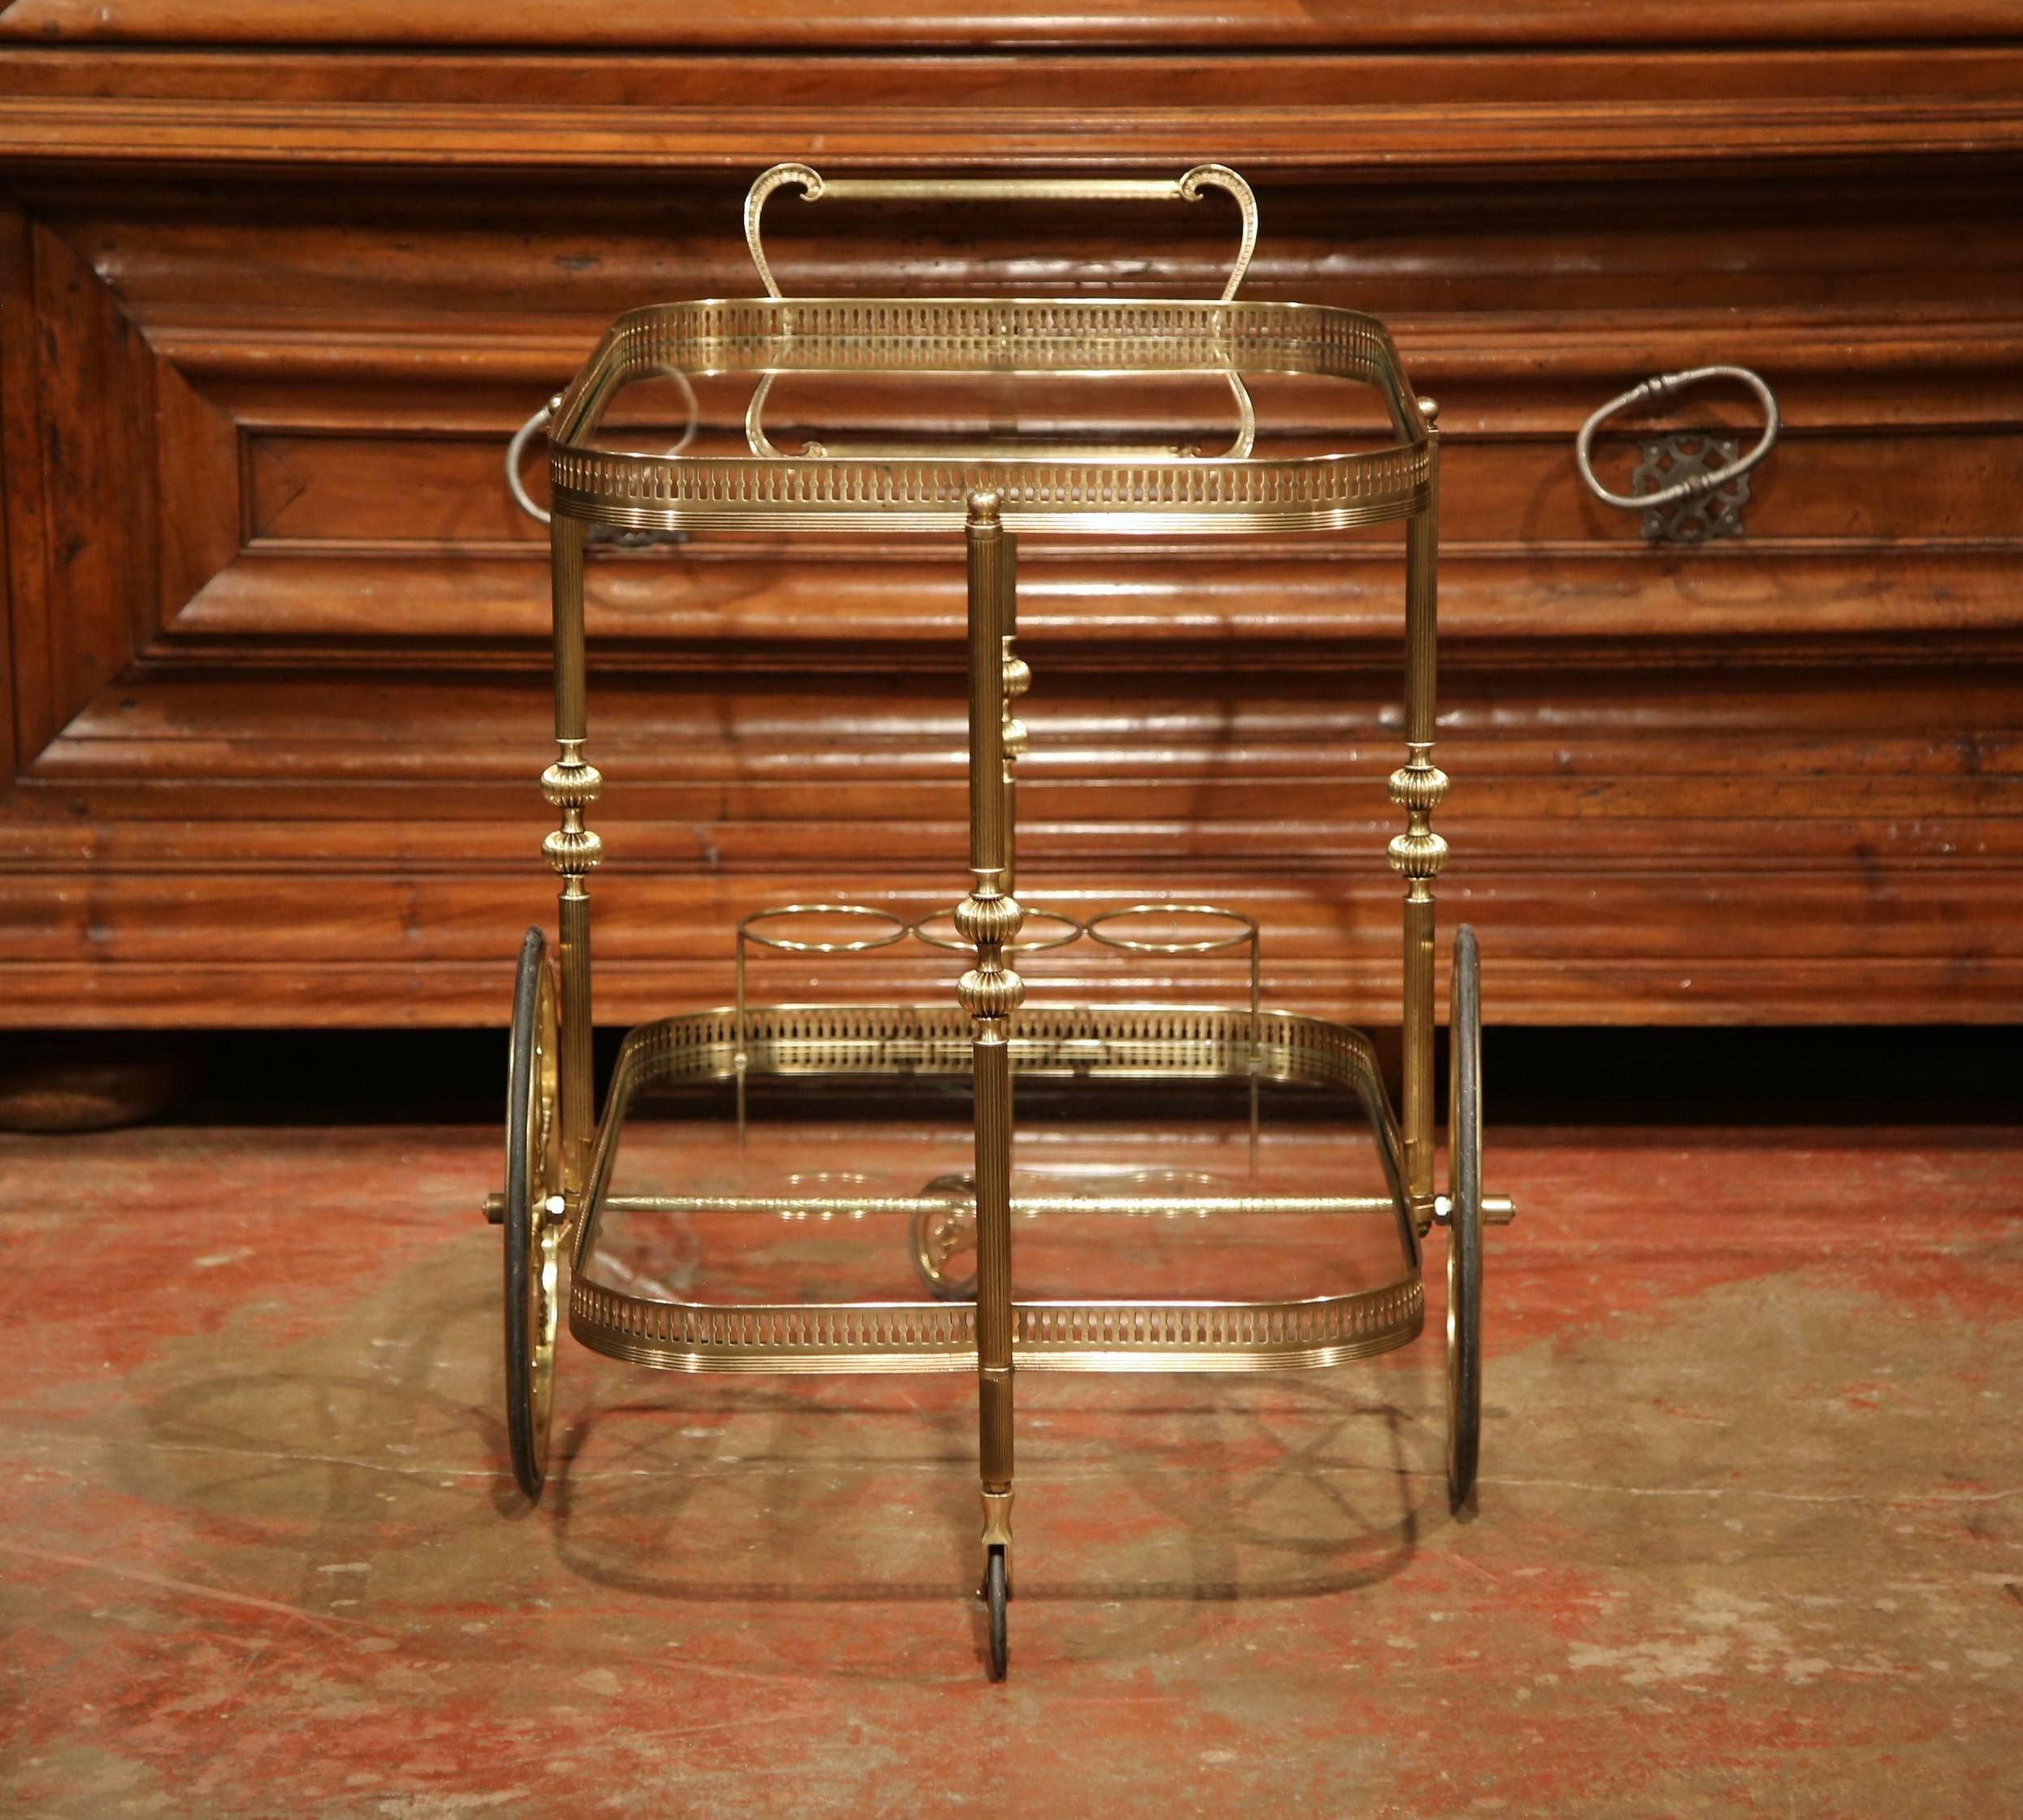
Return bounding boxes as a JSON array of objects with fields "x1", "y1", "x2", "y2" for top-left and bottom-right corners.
[
  {"x1": 2, "y1": 0, "x2": 2018, "y2": 49},
  {"x1": 4, "y1": 93, "x2": 2023, "y2": 174}
]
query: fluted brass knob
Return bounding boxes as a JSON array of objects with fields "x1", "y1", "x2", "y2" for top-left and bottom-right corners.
[
  {"x1": 543, "y1": 826, "x2": 605, "y2": 875},
  {"x1": 1387, "y1": 828, "x2": 1448, "y2": 880},
  {"x1": 955, "y1": 893, "x2": 1024, "y2": 945},
  {"x1": 540, "y1": 758, "x2": 604, "y2": 809},
  {"x1": 957, "y1": 965, "x2": 1027, "y2": 1018},
  {"x1": 1387, "y1": 763, "x2": 1448, "y2": 813}
]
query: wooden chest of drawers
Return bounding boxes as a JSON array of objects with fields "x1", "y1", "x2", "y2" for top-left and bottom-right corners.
[{"x1": 0, "y1": 7, "x2": 2016, "y2": 1026}]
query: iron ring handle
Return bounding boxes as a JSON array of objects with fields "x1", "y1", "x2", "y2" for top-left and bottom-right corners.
[
  {"x1": 744, "y1": 162, "x2": 1259, "y2": 303},
  {"x1": 1575, "y1": 365, "x2": 1779, "y2": 512},
  {"x1": 506, "y1": 402, "x2": 554, "y2": 526}
]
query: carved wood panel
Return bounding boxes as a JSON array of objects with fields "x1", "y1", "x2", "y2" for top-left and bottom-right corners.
[{"x1": 0, "y1": 29, "x2": 2018, "y2": 1026}]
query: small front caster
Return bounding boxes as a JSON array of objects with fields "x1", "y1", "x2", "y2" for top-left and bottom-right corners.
[{"x1": 983, "y1": 1544, "x2": 1009, "y2": 1681}]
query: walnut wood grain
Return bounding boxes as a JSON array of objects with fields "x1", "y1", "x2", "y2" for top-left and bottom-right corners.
[
  {"x1": 4, "y1": 93, "x2": 2022, "y2": 176},
  {"x1": 2, "y1": 0, "x2": 2016, "y2": 49}
]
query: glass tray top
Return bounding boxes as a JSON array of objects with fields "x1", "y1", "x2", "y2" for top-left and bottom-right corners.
[{"x1": 548, "y1": 297, "x2": 1434, "y2": 536}]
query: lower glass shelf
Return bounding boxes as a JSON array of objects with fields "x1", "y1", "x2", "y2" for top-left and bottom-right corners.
[{"x1": 568, "y1": 1002, "x2": 1422, "y2": 1376}]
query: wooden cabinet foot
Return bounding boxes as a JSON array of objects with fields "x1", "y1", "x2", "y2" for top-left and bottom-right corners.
[{"x1": 0, "y1": 1036, "x2": 204, "y2": 1133}]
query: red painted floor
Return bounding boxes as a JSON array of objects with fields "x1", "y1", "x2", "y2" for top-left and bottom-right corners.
[{"x1": 2, "y1": 1121, "x2": 2019, "y2": 1817}]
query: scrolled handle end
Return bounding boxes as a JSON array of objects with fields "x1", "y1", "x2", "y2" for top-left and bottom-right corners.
[
  {"x1": 745, "y1": 162, "x2": 826, "y2": 301},
  {"x1": 1178, "y1": 163, "x2": 1259, "y2": 302}
]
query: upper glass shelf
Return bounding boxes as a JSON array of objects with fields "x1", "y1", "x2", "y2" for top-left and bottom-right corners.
[{"x1": 547, "y1": 298, "x2": 1434, "y2": 538}]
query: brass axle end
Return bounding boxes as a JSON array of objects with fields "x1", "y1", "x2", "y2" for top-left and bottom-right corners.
[{"x1": 1419, "y1": 1193, "x2": 1517, "y2": 1234}]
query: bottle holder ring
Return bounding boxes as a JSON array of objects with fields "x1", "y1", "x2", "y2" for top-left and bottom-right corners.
[
  {"x1": 739, "y1": 903, "x2": 914, "y2": 957},
  {"x1": 1083, "y1": 903, "x2": 1259, "y2": 956}
]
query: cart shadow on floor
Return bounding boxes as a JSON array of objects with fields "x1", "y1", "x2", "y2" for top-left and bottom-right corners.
[
  {"x1": 111, "y1": 1269, "x2": 1444, "y2": 1660},
  {"x1": 541, "y1": 1371, "x2": 1437, "y2": 1609}
]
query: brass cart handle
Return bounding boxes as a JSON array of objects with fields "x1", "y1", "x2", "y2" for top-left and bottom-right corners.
[
  {"x1": 743, "y1": 162, "x2": 1261, "y2": 303},
  {"x1": 1575, "y1": 365, "x2": 1780, "y2": 512}
]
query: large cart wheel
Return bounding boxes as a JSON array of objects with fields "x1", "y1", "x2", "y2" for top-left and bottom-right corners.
[
  {"x1": 983, "y1": 1544, "x2": 1009, "y2": 1681},
  {"x1": 504, "y1": 926, "x2": 564, "y2": 1501},
  {"x1": 1445, "y1": 924, "x2": 1483, "y2": 1512}
]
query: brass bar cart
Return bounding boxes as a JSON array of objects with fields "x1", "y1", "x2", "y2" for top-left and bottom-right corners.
[{"x1": 487, "y1": 164, "x2": 1513, "y2": 1681}]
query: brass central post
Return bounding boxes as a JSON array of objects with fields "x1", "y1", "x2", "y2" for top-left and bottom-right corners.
[
  {"x1": 956, "y1": 491, "x2": 1022, "y2": 1563},
  {"x1": 1002, "y1": 530, "x2": 1028, "y2": 897}
]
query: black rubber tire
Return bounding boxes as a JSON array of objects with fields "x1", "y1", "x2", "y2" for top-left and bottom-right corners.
[
  {"x1": 984, "y1": 1545, "x2": 1009, "y2": 1681},
  {"x1": 505, "y1": 926, "x2": 561, "y2": 1502},
  {"x1": 1447, "y1": 924, "x2": 1483, "y2": 1513}
]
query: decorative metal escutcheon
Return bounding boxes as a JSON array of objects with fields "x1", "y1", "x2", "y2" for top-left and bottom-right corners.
[
  {"x1": 1633, "y1": 432, "x2": 1748, "y2": 544},
  {"x1": 1577, "y1": 365, "x2": 1779, "y2": 546}
]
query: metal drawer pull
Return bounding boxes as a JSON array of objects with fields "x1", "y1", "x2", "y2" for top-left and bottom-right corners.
[
  {"x1": 505, "y1": 402, "x2": 555, "y2": 526},
  {"x1": 1577, "y1": 365, "x2": 1778, "y2": 543}
]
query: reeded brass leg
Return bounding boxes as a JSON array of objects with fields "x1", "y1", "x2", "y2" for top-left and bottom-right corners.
[
  {"x1": 1391, "y1": 400, "x2": 1444, "y2": 1215},
  {"x1": 543, "y1": 511, "x2": 601, "y2": 1199},
  {"x1": 956, "y1": 492, "x2": 1022, "y2": 1676}
]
